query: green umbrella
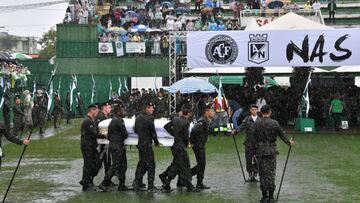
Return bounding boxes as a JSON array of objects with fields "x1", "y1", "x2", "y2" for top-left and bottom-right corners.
[{"x1": 11, "y1": 53, "x2": 32, "y2": 60}]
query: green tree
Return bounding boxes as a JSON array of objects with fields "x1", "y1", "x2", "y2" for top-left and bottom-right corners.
[{"x1": 38, "y1": 28, "x2": 56, "y2": 58}]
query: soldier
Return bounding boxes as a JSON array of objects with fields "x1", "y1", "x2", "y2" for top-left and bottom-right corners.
[
  {"x1": 34, "y1": 90, "x2": 48, "y2": 135},
  {"x1": 95, "y1": 101, "x2": 113, "y2": 184},
  {"x1": 253, "y1": 105, "x2": 295, "y2": 202},
  {"x1": 159, "y1": 108, "x2": 200, "y2": 192},
  {"x1": 80, "y1": 104, "x2": 102, "y2": 191},
  {"x1": 127, "y1": 94, "x2": 136, "y2": 118},
  {"x1": 23, "y1": 90, "x2": 33, "y2": 128},
  {"x1": 190, "y1": 104, "x2": 215, "y2": 190},
  {"x1": 154, "y1": 91, "x2": 167, "y2": 118},
  {"x1": 0, "y1": 122, "x2": 30, "y2": 168},
  {"x1": 2, "y1": 91, "x2": 11, "y2": 133},
  {"x1": 13, "y1": 95, "x2": 25, "y2": 137},
  {"x1": 99, "y1": 104, "x2": 129, "y2": 192},
  {"x1": 132, "y1": 102, "x2": 161, "y2": 192},
  {"x1": 233, "y1": 104, "x2": 259, "y2": 182},
  {"x1": 76, "y1": 92, "x2": 83, "y2": 117},
  {"x1": 65, "y1": 92, "x2": 71, "y2": 124},
  {"x1": 52, "y1": 94, "x2": 63, "y2": 129}
]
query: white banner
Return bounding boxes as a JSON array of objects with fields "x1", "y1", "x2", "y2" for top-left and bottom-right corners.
[
  {"x1": 187, "y1": 29, "x2": 360, "y2": 68},
  {"x1": 98, "y1": 42, "x2": 114, "y2": 53},
  {"x1": 115, "y1": 41, "x2": 124, "y2": 57},
  {"x1": 126, "y1": 42, "x2": 145, "y2": 53}
]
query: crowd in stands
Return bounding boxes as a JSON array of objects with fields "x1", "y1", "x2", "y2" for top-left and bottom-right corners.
[{"x1": 0, "y1": 62, "x2": 31, "y2": 88}]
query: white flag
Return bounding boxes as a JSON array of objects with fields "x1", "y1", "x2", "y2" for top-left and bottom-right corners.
[
  {"x1": 109, "y1": 80, "x2": 113, "y2": 100},
  {"x1": 118, "y1": 77, "x2": 122, "y2": 96},
  {"x1": 91, "y1": 75, "x2": 96, "y2": 104},
  {"x1": 217, "y1": 78, "x2": 223, "y2": 110}
]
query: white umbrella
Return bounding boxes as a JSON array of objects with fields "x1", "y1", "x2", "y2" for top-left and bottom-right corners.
[{"x1": 169, "y1": 77, "x2": 217, "y2": 94}]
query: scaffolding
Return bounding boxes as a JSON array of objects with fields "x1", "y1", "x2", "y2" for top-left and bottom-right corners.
[{"x1": 168, "y1": 31, "x2": 187, "y2": 115}]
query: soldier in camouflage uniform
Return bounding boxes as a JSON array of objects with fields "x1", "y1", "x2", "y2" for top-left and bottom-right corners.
[
  {"x1": 234, "y1": 104, "x2": 259, "y2": 182},
  {"x1": 34, "y1": 90, "x2": 48, "y2": 135},
  {"x1": 253, "y1": 105, "x2": 295, "y2": 202},
  {"x1": 13, "y1": 95, "x2": 25, "y2": 137},
  {"x1": 154, "y1": 91, "x2": 167, "y2": 118},
  {"x1": 52, "y1": 94, "x2": 63, "y2": 129},
  {"x1": 80, "y1": 104, "x2": 102, "y2": 191}
]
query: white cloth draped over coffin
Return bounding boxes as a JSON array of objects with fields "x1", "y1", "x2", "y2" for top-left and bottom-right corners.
[{"x1": 97, "y1": 118, "x2": 194, "y2": 147}]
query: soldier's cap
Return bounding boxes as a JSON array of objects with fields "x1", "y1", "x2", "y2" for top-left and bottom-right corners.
[
  {"x1": 204, "y1": 103, "x2": 214, "y2": 111},
  {"x1": 250, "y1": 104, "x2": 258, "y2": 109},
  {"x1": 145, "y1": 102, "x2": 154, "y2": 107},
  {"x1": 87, "y1": 104, "x2": 99, "y2": 110},
  {"x1": 14, "y1": 95, "x2": 21, "y2": 100},
  {"x1": 260, "y1": 105, "x2": 271, "y2": 113},
  {"x1": 94, "y1": 102, "x2": 102, "y2": 108},
  {"x1": 101, "y1": 101, "x2": 112, "y2": 107}
]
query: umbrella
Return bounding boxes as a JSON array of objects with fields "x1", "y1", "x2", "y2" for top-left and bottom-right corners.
[
  {"x1": 169, "y1": 77, "x2": 217, "y2": 94},
  {"x1": 125, "y1": 11, "x2": 138, "y2": 17},
  {"x1": 161, "y1": 1, "x2": 174, "y2": 9},
  {"x1": 209, "y1": 76, "x2": 278, "y2": 87},
  {"x1": 0, "y1": 52, "x2": 14, "y2": 62},
  {"x1": 268, "y1": 0, "x2": 284, "y2": 9},
  {"x1": 175, "y1": 7, "x2": 191, "y2": 14},
  {"x1": 131, "y1": 24, "x2": 152, "y2": 32},
  {"x1": 149, "y1": 28, "x2": 163, "y2": 33},
  {"x1": 11, "y1": 53, "x2": 32, "y2": 60},
  {"x1": 107, "y1": 27, "x2": 128, "y2": 35}
]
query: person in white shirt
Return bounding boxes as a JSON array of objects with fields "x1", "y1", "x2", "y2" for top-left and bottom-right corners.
[
  {"x1": 174, "y1": 19, "x2": 183, "y2": 31},
  {"x1": 166, "y1": 18, "x2": 175, "y2": 31},
  {"x1": 312, "y1": 0, "x2": 321, "y2": 15}
]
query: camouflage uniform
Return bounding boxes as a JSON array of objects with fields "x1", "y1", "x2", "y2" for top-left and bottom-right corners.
[
  {"x1": 13, "y1": 103, "x2": 25, "y2": 137},
  {"x1": 253, "y1": 117, "x2": 291, "y2": 201},
  {"x1": 154, "y1": 96, "x2": 167, "y2": 118},
  {"x1": 238, "y1": 115, "x2": 259, "y2": 181},
  {"x1": 34, "y1": 94, "x2": 48, "y2": 134},
  {"x1": 52, "y1": 96, "x2": 62, "y2": 128}
]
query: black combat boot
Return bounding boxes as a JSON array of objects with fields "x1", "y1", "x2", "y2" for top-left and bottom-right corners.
[
  {"x1": 159, "y1": 174, "x2": 171, "y2": 191},
  {"x1": 98, "y1": 182, "x2": 110, "y2": 192},
  {"x1": 132, "y1": 180, "x2": 142, "y2": 192},
  {"x1": 260, "y1": 190, "x2": 269, "y2": 202},
  {"x1": 118, "y1": 182, "x2": 130, "y2": 191},
  {"x1": 196, "y1": 183, "x2": 210, "y2": 190},
  {"x1": 269, "y1": 190, "x2": 275, "y2": 202},
  {"x1": 187, "y1": 183, "x2": 201, "y2": 192},
  {"x1": 147, "y1": 182, "x2": 159, "y2": 192}
]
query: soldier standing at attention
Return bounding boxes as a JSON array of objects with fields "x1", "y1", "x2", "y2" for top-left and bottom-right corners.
[
  {"x1": 253, "y1": 105, "x2": 295, "y2": 202},
  {"x1": 80, "y1": 104, "x2": 101, "y2": 192},
  {"x1": 52, "y1": 94, "x2": 62, "y2": 129},
  {"x1": 159, "y1": 108, "x2": 200, "y2": 192},
  {"x1": 65, "y1": 92, "x2": 71, "y2": 124},
  {"x1": 132, "y1": 102, "x2": 161, "y2": 192},
  {"x1": 99, "y1": 104, "x2": 129, "y2": 192},
  {"x1": 34, "y1": 90, "x2": 48, "y2": 135},
  {"x1": 154, "y1": 91, "x2": 167, "y2": 118},
  {"x1": 13, "y1": 95, "x2": 25, "y2": 137},
  {"x1": 95, "y1": 101, "x2": 113, "y2": 184},
  {"x1": 190, "y1": 104, "x2": 215, "y2": 190},
  {"x1": 233, "y1": 104, "x2": 259, "y2": 182}
]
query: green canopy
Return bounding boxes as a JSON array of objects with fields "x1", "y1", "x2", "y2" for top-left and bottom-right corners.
[{"x1": 208, "y1": 76, "x2": 278, "y2": 87}]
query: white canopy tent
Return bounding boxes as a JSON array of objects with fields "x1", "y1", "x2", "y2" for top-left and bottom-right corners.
[
  {"x1": 332, "y1": 66, "x2": 360, "y2": 73},
  {"x1": 259, "y1": 12, "x2": 332, "y2": 30}
]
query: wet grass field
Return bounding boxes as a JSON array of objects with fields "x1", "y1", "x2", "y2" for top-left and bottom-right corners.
[{"x1": 1, "y1": 120, "x2": 360, "y2": 203}]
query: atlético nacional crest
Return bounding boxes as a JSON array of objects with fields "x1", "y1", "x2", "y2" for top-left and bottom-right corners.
[
  {"x1": 248, "y1": 34, "x2": 269, "y2": 64},
  {"x1": 206, "y1": 35, "x2": 238, "y2": 65}
]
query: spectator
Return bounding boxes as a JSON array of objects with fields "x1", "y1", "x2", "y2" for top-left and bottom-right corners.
[
  {"x1": 194, "y1": 17, "x2": 203, "y2": 30},
  {"x1": 225, "y1": 18, "x2": 234, "y2": 30},
  {"x1": 166, "y1": 17, "x2": 175, "y2": 31},
  {"x1": 174, "y1": 19, "x2": 183, "y2": 31},
  {"x1": 186, "y1": 19, "x2": 194, "y2": 31},
  {"x1": 328, "y1": 0, "x2": 337, "y2": 24},
  {"x1": 132, "y1": 32, "x2": 141, "y2": 42},
  {"x1": 154, "y1": 8, "x2": 163, "y2": 29},
  {"x1": 195, "y1": 0, "x2": 202, "y2": 12},
  {"x1": 161, "y1": 35, "x2": 169, "y2": 57},
  {"x1": 312, "y1": 0, "x2": 321, "y2": 11},
  {"x1": 329, "y1": 93, "x2": 343, "y2": 131},
  {"x1": 209, "y1": 20, "x2": 218, "y2": 30},
  {"x1": 218, "y1": 21, "x2": 226, "y2": 30}
]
